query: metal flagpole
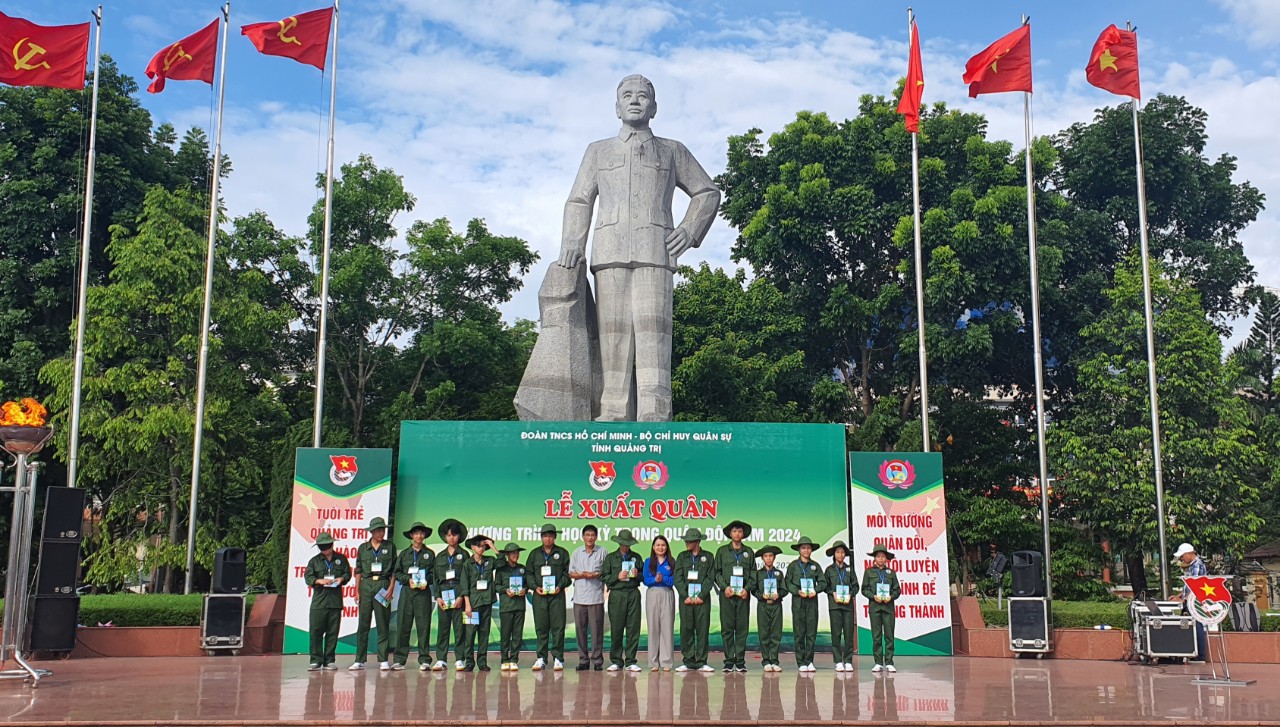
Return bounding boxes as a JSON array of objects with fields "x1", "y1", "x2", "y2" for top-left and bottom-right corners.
[
  {"x1": 1021, "y1": 16, "x2": 1053, "y2": 601},
  {"x1": 312, "y1": 0, "x2": 339, "y2": 448},
  {"x1": 907, "y1": 7, "x2": 930, "y2": 452},
  {"x1": 1128, "y1": 23, "x2": 1170, "y2": 599},
  {"x1": 185, "y1": 2, "x2": 231, "y2": 594},
  {"x1": 67, "y1": 5, "x2": 104, "y2": 490}
]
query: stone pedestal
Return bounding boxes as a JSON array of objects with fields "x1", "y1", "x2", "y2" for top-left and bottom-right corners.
[{"x1": 515, "y1": 263, "x2": 601, "y2": 420}]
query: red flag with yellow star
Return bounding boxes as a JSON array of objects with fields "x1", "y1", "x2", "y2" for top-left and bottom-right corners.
[
  {"x1": 145, "y1": 19, "x2": 218, "y2": 94},
  {"x1": 898, "y1": 18, "x2": 925, "y2": 132},
  {"x1": 591, "y1": 461, "x2": 617, "y2": 479},
  {"x1": 241, "y1": 7, "x2": 333, "y2": 71},
  {"x1": 963, "y1": 24, "x2": 1032, "y2": 98},
  {"x1": 0, "y1": 11, "x2": 91, "y2": 89},
  {"x1": 1086, "y1": 24, "x2": 1140, "y2": 98},
  {"x1": 1183, "y1": 575, "x2": 1232, "y2": 605}
]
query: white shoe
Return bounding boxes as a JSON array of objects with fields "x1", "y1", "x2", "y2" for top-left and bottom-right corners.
[
  {"x1": 553, "y1": 659, "x2": 564, "y2": 671},
  {"x1": 606, "y1": 664, "x2": 621, "y2": 672},
  {"x1": 431, "y1": 660, "x2": 446, "y2": 671},
  {"x1": 834, "y1": 662, "x2": 845, "y2": 672},
  {"x1": 390, "y1": 662, "x2": 405, "y2": 671},
  {"x1": 532, "y1": 658, "x2": 546, "y2": 671},
  {"x1": 379, "y1": 661, "x2": 391, "y2": 671},
  {"x1": 887, "y1": 664, "x2": 897, "y2": 673},
  {"x1": 845, "y1": 662, "x2": 854, "y2": 671},
  {"x1": 307, "y1": 663, "x2": 321, "y2": 671},
  {"x1": 499, "y1": 662, "x2": 510, "y2": 671},
  {"x1": 322, "y1": 663, "x2": 337, "y2": 671},
  {"x1": 675, "y1": 665, "x2": 689, "y2": 672},
  {"x1": 348, "y1": 661, "x2": 365, "y2": 671},
  {"x1": 455, "y1": 660, "x2": 465, "y2": 671},
  {"x1": 872, "y1": 663, "x2": 883, "y2": 672},
  {"x1": 698, "y1": 664, "x2": 715, "y2": 672},
  {"x1": 419, "y1": 663, "x2": 430, "y2": 671},
  {"x1": 626, "y1": 664, "x2": 642, "y2": 672}
]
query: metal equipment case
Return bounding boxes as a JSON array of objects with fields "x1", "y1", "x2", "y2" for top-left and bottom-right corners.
[
  {"x1": 1008, "y1": 596, "x2": 1053, "y2": 657},
  {"x1": 201, "y1": 593, "x2": 246, "y2": 655}
]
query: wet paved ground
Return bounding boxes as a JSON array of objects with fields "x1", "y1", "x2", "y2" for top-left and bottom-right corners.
[{"x1": 1, "y1": 653, "x2": 1278, "y2": 725}]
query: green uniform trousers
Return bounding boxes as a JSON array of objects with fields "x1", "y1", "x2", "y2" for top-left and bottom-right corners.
[
  {"x1": 499, "y1": 610, "x2": 525, "y2": 664},
  {"x1": 309, "y1": 606, "x2": 341, "y2": 665},
  {"x1": 532, "y1": 593, "x2": 566, "y2": 661},
  {"x1": 756, "y1": 601, "x2": 783, "y2": 666},
  {"x1": 608, "y1": 589, "x2": 642, "y2": 668},
  {"x1": 355, "y1": 579, "x2": 392, "y2": 662},
  {"x1": 394, "y1": 590, "x2": 433, "y2": 665},
  {"x1": 869, "y1": 603, "x2": 895, "y2": 666},
  {"x1": 791, "y1": 597, "x2": 819, "y2": 665},
  {"x1": 436, "y1": 605, "x2": 465, "y2": 663},
  {"x1": 679, "y1": 602, "x2": 711, "y2": 669},
  {"x1": 463, "y1": 604, "x2": 493, "y2": 669},
  {"x1": 718, "y1": 593, "x2": 750, "y2": 668},
  {"x1": 830, "y1": 607, "x2": 855, "y2": 663}
]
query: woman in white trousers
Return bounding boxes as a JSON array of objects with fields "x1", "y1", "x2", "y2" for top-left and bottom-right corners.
[{"x1": 643, "y1": 535, "x2": 676, "y2": 671}]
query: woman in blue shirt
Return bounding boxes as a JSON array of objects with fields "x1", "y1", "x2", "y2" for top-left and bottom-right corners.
[{"x1": 643, "y1": 535, "x2": 676, "y2": 671}]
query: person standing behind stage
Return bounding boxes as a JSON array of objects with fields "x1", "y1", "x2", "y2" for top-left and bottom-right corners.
[
  {"x1": 824, "y1": 541, "x2": 856, "y2": 672},
  {"x1": 527, "y1": 523, "x2": 571, "y2": 671},
  {"x1": 861, "y1": 541, "x2": 900, "y2": 673},
  {"x1": 1175, "y1": 542, "x2": 1209, "y2": 662},
  {"x1": 569, "y1": 523, "x2": 607, "y2": 671},
  {"x1": 392, "y1": 522, "x2": 436, "y2": 671},
  {"x1": 643, "y1": 534, "x2": 676, "y2": 671},
  {"x1": 673, "y1": 527, "x2": 716, "y2": 673},
  {"x1": 787, "y1": 535, "x2": 826, "y2": 672},
  {"x1": 601, "y1": 528, "x2": 643, "y2": 672},
  {"x1": 350, "y1": 517, "x2": 397, "y2": 671},
  {"x1": 431, "y1": 518, "x2": 471, "y2": 671}
]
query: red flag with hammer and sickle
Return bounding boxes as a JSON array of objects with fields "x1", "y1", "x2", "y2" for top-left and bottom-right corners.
[
  {"x1": 0, "y1": 11, "x2": 90, "y2": 90},
  {"x1": 145, "y1": 19, "x2": 219, "y2": 94},
  {"x1": 241, "y1": 7, "x2": 333, "y2": 71}
]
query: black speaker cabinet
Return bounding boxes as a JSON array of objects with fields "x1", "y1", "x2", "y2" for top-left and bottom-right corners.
[
  {"x1": 35, "y1": 539, "x2": 81, "y2": 595},
  {"x1": 42, "y1": 486, "x2": 86, "y2": 541},
  {"x1": 212, "y1": 547, "x2": 247, "y2": 594},
  {"x1": 28, "y1": 595, "x2": 80, "y2": 652},
  {"x1": 1012, "y1": 550, "x2": 1045, "y2": 597}
]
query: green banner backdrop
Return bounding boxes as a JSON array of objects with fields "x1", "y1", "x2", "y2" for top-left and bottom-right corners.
[{"x1": 396, "y1": 421, "x2": 850, "y2": 648}]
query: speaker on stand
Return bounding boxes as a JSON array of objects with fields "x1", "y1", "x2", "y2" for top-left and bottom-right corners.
[{"x1": 28, "y1": 487, "x2": 85, "y2": 654}]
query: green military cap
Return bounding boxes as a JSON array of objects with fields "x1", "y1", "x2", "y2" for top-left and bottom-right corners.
[
  {"x1": 438, "y1": 518, "x2": 468, "y2": 541},
  {"x1": 867, "y1": 541, "x2": 896, "y2": 560},
  {"x1": 757, "y1": 545, "x2": 783, "y2": 557},
  {"x1": 403, "y1": 521, "x2": 433, "y2": 539},
  {"x1": 611, "y1": 528, "x2": 639, "y2": 546},
  {"x1": 539, "y1": 523, "x2": 560, "y2": 536},
  {"x1": 466, "y1": 534, "x2": 493, "y2": 550},
  {"x1": 680, "y1": 527, "x2": 707, "y2": 543},
  {"x1": 315, "y1": 532, "x2": 336, "y2": 547},
  {"x1": 789, "y1": 535, "x2": 820, "y2": 551},
  {"x1": 723, "y1": 520, "x2": 752, "y2": 538},
  {"x1": 497, "y1": 542, "x2": 526, "y2": 554},
  {"x1": 825, "y1": 540, "x2": 850, "y2": 557},
  {"x1": 367, "y1": 516, "x2": 388, "y2": 531}
]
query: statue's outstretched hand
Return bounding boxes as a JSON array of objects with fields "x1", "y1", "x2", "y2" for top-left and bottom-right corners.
[
  {"x1": 665, "y1": 227, "x2": 693, "y2": 259},
  {"x1": 558, "y1": 248, "x2": 584, "y2": 268}
]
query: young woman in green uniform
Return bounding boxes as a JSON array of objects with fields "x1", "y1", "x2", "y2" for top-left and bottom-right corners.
[
  {"x1": 786, "y1": 535, "x2": 827, "y2": 672},
  {"x1": 304, "y1": 532, "x2": 350, "y2": 671},
  {"x1": 824, "y1": 541, "x2": 856, "y2": 671},
  {"x1": 751, "y1": 545, "x2": 784, "y2": 671},
  {"x1": 493, "y1": 542, "x2": 528, "y2": 671},
  {"x1": 461, "y1": 535, "x2": 497, "y2": 671}
]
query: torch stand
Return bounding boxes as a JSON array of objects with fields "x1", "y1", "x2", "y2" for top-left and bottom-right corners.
[{"x1": 0, "y1": 426, "x2": 54, "y2": 687}]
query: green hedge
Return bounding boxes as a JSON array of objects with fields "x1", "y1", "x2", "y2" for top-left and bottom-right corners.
[
  {"x1": 979, "y1": 600, "x2": 1280, "y2": 632},
  {"x1": 2, "y1": 594, "x2": 256, "y2": 627}
]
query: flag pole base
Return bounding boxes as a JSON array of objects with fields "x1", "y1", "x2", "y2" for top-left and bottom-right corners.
[{"x1": 1190, "y1": 677, "x2": 1255, "y2": 687}]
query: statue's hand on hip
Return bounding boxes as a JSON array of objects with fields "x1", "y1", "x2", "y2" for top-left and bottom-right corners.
[
  {"x1": 558, "y1": 248, "x2": 584, "y2": 268},
  {"x1": 665, "y1": 227, "x2": 693, "y2": 259}
]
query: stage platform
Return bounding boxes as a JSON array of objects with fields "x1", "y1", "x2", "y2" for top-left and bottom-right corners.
[{"x1": 1, "y1": 653, "x2": 1278, "y2": 725}]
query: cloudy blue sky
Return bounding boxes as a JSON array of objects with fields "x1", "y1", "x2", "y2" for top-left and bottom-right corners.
[{"x1": 15, "y1": 0, "x2": 1280, "y2": 337}]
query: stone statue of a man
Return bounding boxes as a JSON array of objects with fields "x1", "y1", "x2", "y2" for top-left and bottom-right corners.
[{"x1": 556, "y1": 75, "x2": 721, "y2": 422}]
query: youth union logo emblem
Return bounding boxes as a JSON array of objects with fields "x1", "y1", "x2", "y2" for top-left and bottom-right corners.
[
  {"x1": 589, "y1": 461, "x2": 617, "y2": 491},
  {"x1": 632, "y1": 461, "x2": 669, "y2": 490},
  {"x1": 329, "y1": 454, "x2": 358, "y2": 486},
  {"x1": 878, "y1": 459, "x2": 915, "y2": 490}
]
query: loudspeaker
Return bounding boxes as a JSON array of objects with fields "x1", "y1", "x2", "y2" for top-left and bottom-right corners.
[
  {"x1": 35, "y1": 539, "x2": 81, "y2": 595},
  {"x1": 28, "y1": 595, "x2": 80, "y2": 652},
  {"x1": 41, "y1": 486, "x2": 85, "y2": 541},
  {"x1": 212, "y1": 547, "x2": 247, "y2": 594},
  {"x1": 1012, "y1": 550, "x2": 1044, "y2": 597}
]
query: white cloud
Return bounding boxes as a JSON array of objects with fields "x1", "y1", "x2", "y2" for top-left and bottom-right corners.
[{"x1": 1215, "y1": 0, "x2": 1280, "y2": 47}]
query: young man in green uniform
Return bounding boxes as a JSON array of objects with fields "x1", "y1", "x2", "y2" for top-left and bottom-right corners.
[
  {"x1": 860, "y1": 542, "x2": 900, "y2": 673},
  {"x1": 526, "y1": 523, "x2": 570, "y2": 671},
  {"x1": 751, "y1": 545, "x2": 784, "y2": 672},
  {"x1": 350, "y1": 516, "x2": 397, "y2": 671},
  {"x1": 824, "y1": 541, "x2": 856, "y2": 672},
  {"x1": 392, "y1": 521, "x2": 435, "y2": 671},
  {"x1": 714, "y1": 519, "x2": 754, "y2": 672},
  {"x1": 493, "y1": 542, "x2": 528, "y2": 671},
  {"x1": 305, "y1": 532, "x2": 351, "y2": 671},
  {"x1": 600, "y1": 528, "x2": 643, "y2": 672},
  {"x1": 431, "y1": 518, "x2": 471, "y2": 671},
  {"x1": 461, "y1": 535, "x2": 498, "y2": 671},
  {"x1": 673, "y1": 527, "x2": 716, "y2": 673},
  {"x1": 786, "y1": 535, "x2": 827, "y2": 672}
]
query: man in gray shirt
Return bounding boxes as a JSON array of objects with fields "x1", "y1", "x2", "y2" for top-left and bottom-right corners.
[{"x1": 569, "y1": 523, "x2": 607, "y2": 670}]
